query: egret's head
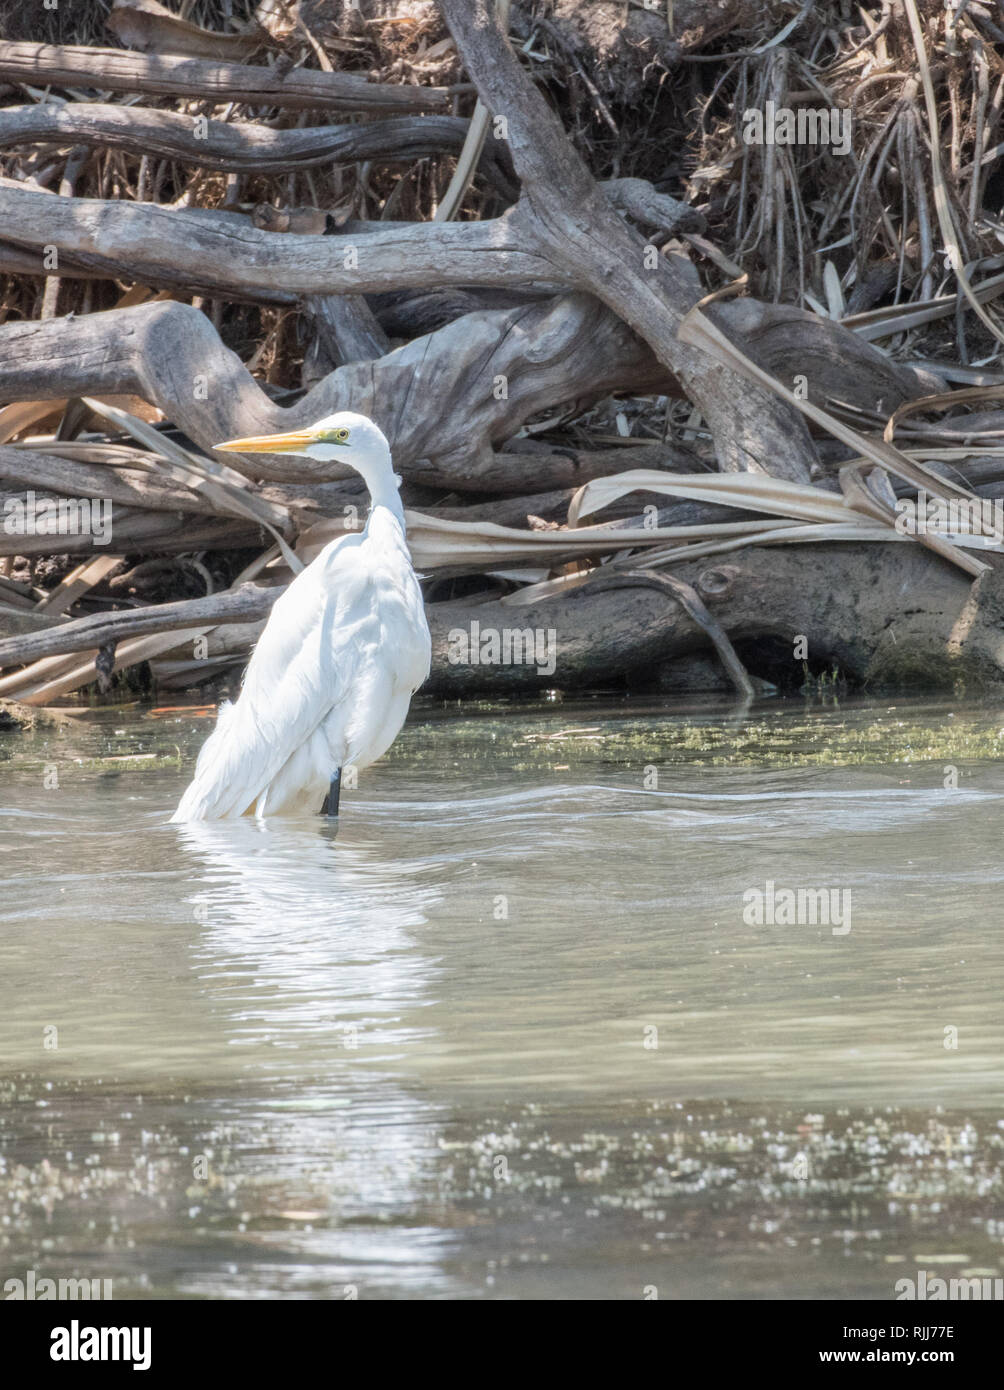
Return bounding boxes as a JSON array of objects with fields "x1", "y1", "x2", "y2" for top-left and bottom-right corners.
[{"x1": 215, "y1": 411, "x2": 394, "y2": 486}]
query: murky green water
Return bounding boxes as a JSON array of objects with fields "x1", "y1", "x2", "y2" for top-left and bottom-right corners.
[{"x1": 2, "y1": 694, "x2": 1003, "y2": 1299}]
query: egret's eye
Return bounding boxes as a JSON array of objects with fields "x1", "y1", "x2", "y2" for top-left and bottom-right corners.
[{"x1": 320, "y1": 426, "x2": 351, "y2": 444}]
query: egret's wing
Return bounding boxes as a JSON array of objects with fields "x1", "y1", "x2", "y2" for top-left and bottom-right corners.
[{"x1": 172, "y1": 538, "x2": 366, "y2": 819}]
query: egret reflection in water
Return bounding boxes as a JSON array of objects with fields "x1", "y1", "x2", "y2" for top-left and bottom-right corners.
[
  {"x1": 169, "y1": 817, "x2": 456, "y2": 1273},
  {"x1": 174, "y1": 818, "x2": 445, "y2": 1060}
]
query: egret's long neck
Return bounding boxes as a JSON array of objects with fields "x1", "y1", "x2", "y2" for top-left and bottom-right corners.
[{"x1": 363, "y1": 453, "x2": 406, "y2": 529}]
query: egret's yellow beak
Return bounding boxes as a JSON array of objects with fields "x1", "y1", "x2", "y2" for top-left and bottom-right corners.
[{"x1": 214, "y1": 428, "x2": 320, "y2": 454}]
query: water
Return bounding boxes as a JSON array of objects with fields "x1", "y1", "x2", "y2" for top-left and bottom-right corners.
[{"x1": 2, "y1": 693, "x2": 1003, "y2": 1299}]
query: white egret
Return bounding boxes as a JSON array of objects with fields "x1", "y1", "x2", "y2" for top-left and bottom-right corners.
[{"x1": 170, "y1": 411, "x2": 430, "y2": 821}]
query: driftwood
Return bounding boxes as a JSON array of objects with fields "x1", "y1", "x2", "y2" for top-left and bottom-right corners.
[
  {"x1": 0, "y1": 510, "x2": 261, "y2": 558},
  {"x1": 0, "y1": 582, "x2": 282, "y2": 668},
  {"x1": 263, "y1": 444, "x2": 711, "y2": 503},
  {"x1": 0, "y1": 104, "x2": 516, "y2": 191},
  {"x1": 0, "y1": 606, "x2": 67, "y2": 639},
  {"x1": 585, "y1": 568, "x2": 757, "y2": 700},
  {"x1": 0, "y1": 444, "x2": 217, "y2": 514},
  {"x1": 6, "y1": 538, "x2": 999, "y2": 701},
  {"x1": 434, "y1": 0, "x2": 814, "y2": 483},
  {"x1": 0, "y1": 290, "x2": 931, "y2": 490},
  {"x1": 0, "y1": 296, "x2": 671, "y2": 487},
  {"x1": 105, "y1": 0, "x2": 270, "y2": 63},
  {"x1": 0, "y1": 42, "x2": 451, "y2": 113},
  {"x1": 0, "y1": 186, "x2": 921, "y2": 426},
  {"x1": 423, "y1": 543, "x2": 1004, "y2": 694},
  {"x1": 0, "y1": 1, "x2": 936, "y2": 489},
  {"x1": 0, "y1": 0, "x2": 1000, "y2": 705},
  {"x1": 302, "y1": 294, "x2": 390, "y2": 376}
]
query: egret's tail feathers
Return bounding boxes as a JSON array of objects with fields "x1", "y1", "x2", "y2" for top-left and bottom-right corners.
[{"x1": 170, "y1": 701, "x2": 256, "y2": 821}]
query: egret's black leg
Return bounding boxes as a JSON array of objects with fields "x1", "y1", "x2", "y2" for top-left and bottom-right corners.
[{"x1": 321, "y1": 767, "x2": 342, "y2": 818}]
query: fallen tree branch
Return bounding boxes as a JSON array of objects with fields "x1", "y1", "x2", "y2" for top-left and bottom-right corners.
[
  {"x1": 0, "y1": 103, "x2": 516, "y2": 190},
  {"x1": 586, "y1": 567, "x2": 757, "y2": 699},
  {"x1": 0, "y1": 294, "x2": 929, "y2": 490},
  {"x1": 0, "y1": 134, "x2": 926, "y2": 482},
  {"x1": 0, "y1": 296, "x2": 671, "y2": 486},
  {"x1": 446, "y1": 445, "x2": 702, "y2": 496},
  {"x1": 603, "y1": 178, "x2": 707, "y2": 236},
  {"x1": 437, "y1": 0, "x2": 816, "y2": 481},
  {"x1": 302, "y1": 294, "x2": 390, "y2": 374},
  {"x1": 424, "y1": 542, "x2": 1004, "y2": 693},
  {"x1": 0, "y1": 508, "x2": 260, "y2": 558},
  {"x1": 105, "y1": 0, "x2": 269, "y2": 62},
  {"x1": 0, "y1": 581, "x2": 283, "y2": 669},
  {"x1": 0, "y1": 41, "x2": 452, "y2": 112},
  {"x1": 0, "y1": 444, "x2": 215, "y2": 513},
  {"x1": 5, "y1": 537, "x2": 1003, "y2": 699},
  {"x1": 0, "y1": 185, "x2": 557, "y2": 297}
]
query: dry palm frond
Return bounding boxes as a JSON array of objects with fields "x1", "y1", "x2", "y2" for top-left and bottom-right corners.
[
  {"x1": 568, "y1": 468, "x2": 857, "y2": 527},
  {"x1": 78, "y1": 397, "x2": 303, "y2": 573},
  {"x1": 677, "y1": 299, "x2": 990, "y2": 577}
]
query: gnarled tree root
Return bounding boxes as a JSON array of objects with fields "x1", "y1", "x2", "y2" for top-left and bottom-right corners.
[{"x1": 0, "y1": 294, "x2": 931, "y2": 492}]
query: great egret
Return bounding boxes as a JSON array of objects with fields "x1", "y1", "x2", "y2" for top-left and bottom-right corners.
[{"x1": 170, "y1": 412, "x2": 430, "y2": 821}]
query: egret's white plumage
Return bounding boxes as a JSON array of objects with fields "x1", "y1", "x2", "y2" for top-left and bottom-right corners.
[{"x1": 171, "y1": 412, "x2": 430, "y2": 820}]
